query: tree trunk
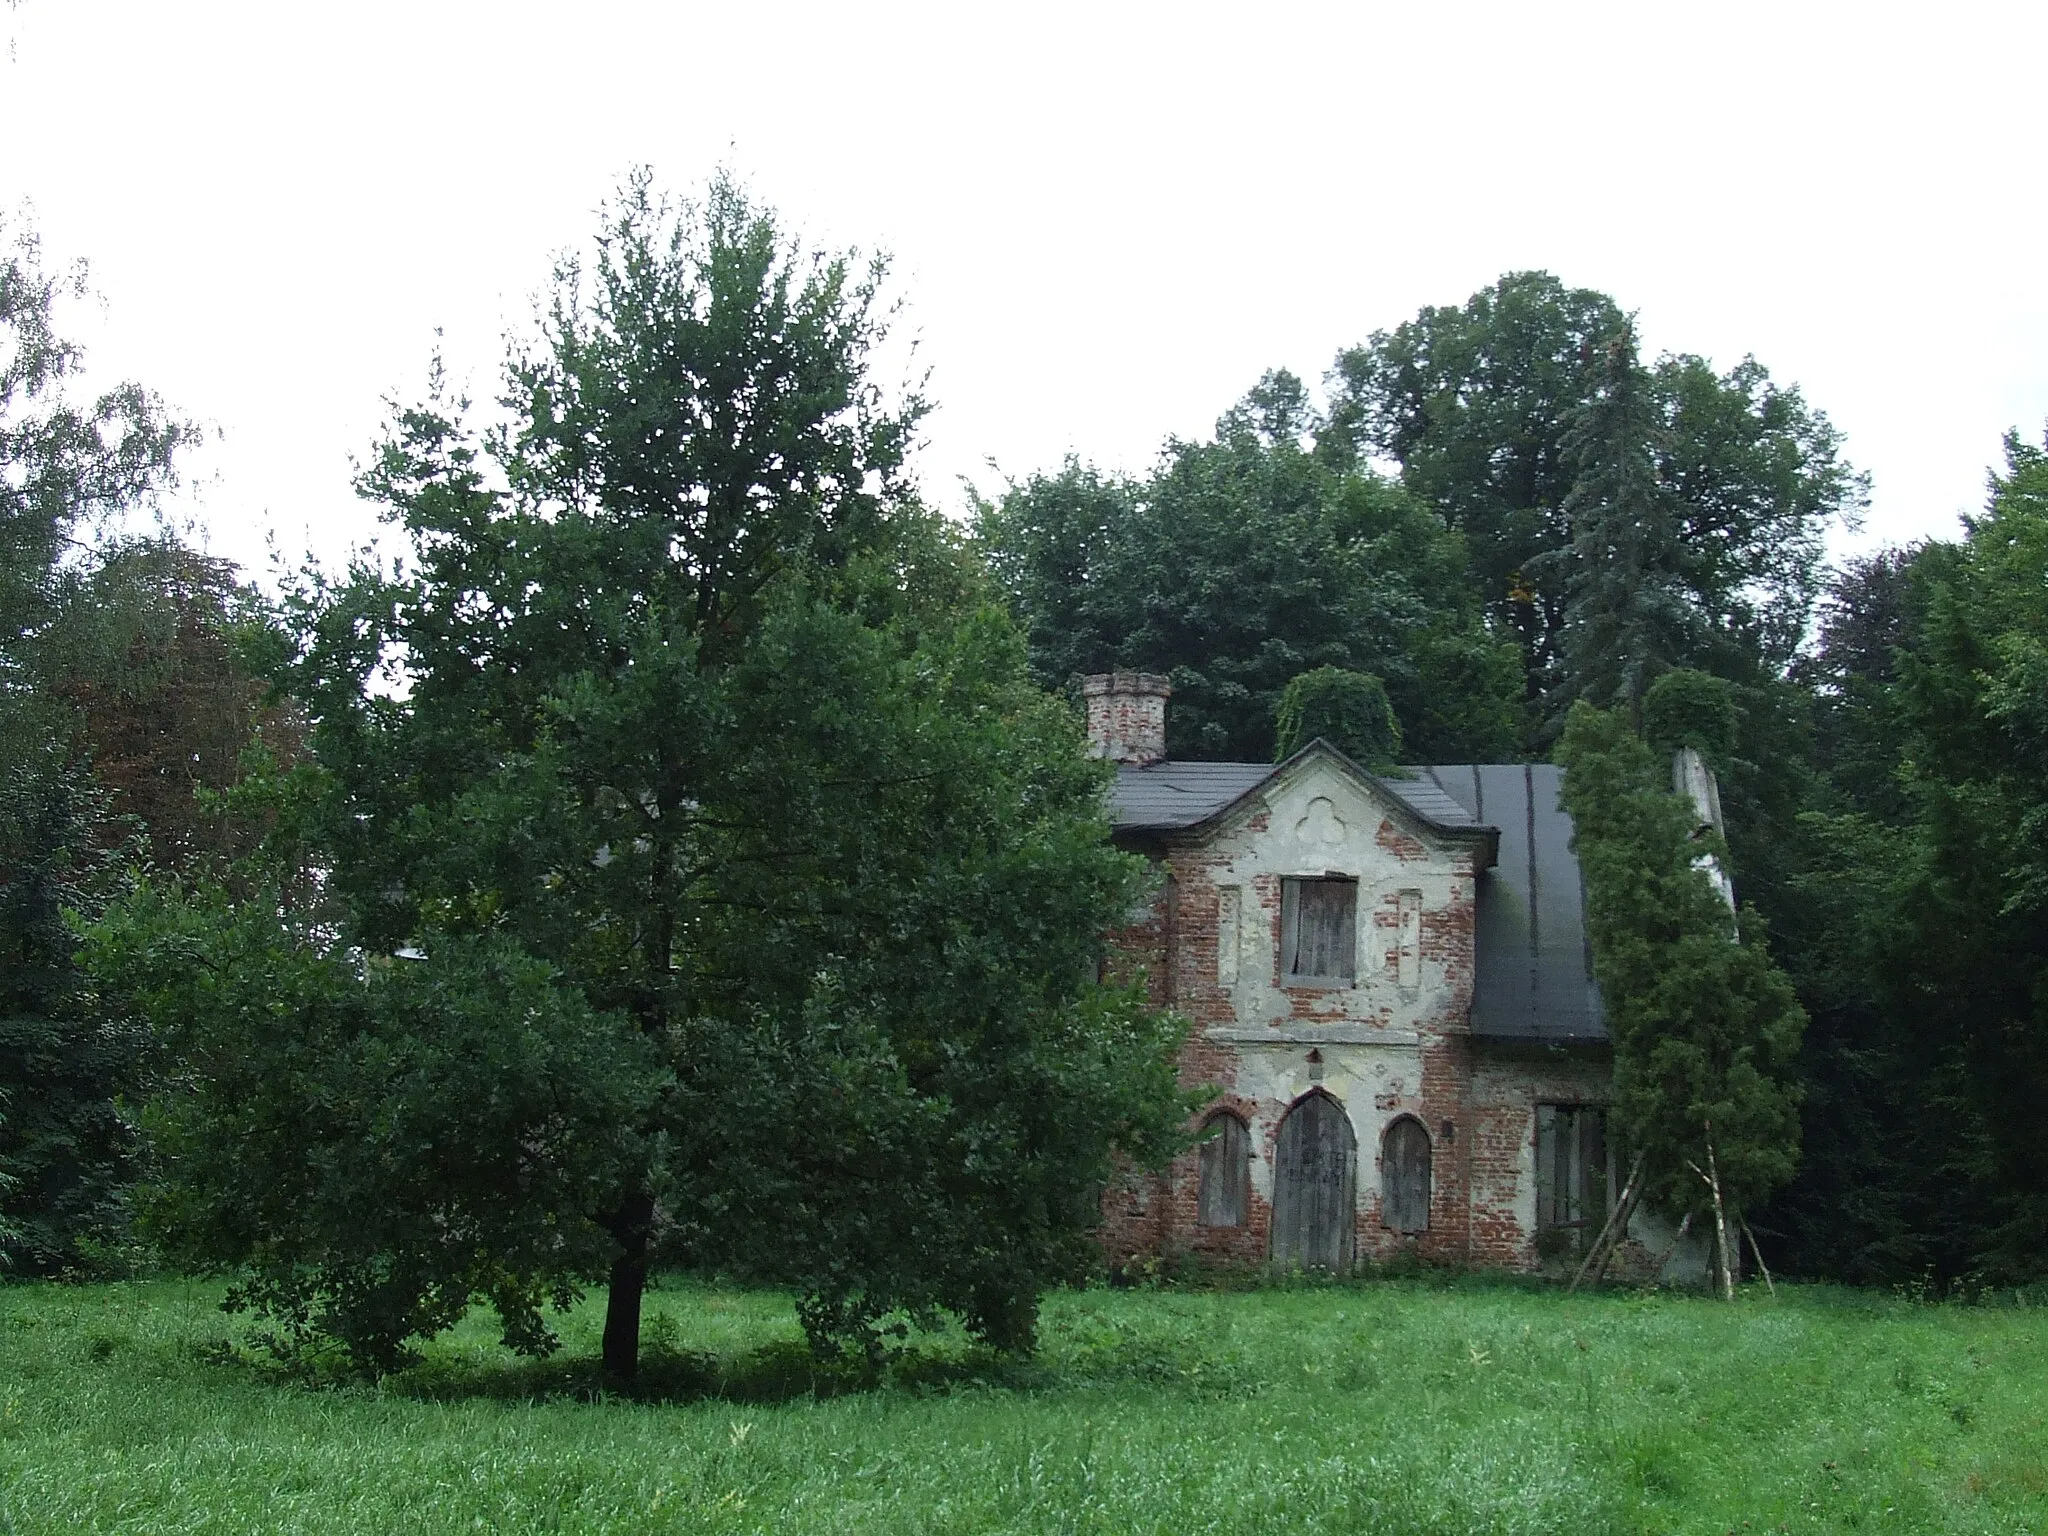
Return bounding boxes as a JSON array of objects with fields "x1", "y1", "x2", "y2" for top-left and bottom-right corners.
[
  {"x1": 1703, "y1": 1131, "x2": 1734, "y2": 1302},
  {"x1": 602, "y1": 1186, "x2": 656, "y2": 1384}
]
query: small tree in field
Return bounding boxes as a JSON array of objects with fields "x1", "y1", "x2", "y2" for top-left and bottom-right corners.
[
  {"x1": 1556, "y1": 690, "x2": 1804, "y2": 1295},
  {"x1": 90, "y1": 173, "x2": 1191, "y2": 1378}
]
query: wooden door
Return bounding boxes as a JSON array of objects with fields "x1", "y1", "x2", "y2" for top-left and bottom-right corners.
[{"x1": 1271, "y1": 1091, "x2": 1356, "y2": 1271}]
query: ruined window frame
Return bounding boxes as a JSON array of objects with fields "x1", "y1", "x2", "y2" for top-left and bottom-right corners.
[
  {"x1": 1280, "y1": 875, "x2": 1358, "y2": 987},
  {"x1": 1533, "y1": 1103, "x2": 1610, "y2": 1257}
]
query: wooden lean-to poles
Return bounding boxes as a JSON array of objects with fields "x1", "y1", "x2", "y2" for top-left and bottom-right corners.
[{"x1": 1569, "y1": 1151, "x2": 1647, "y2": 1293}]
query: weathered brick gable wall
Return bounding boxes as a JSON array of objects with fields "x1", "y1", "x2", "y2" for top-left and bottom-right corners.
[{"x1": 1099, "y1": 756, "x2": 1558, "y2": 1271}]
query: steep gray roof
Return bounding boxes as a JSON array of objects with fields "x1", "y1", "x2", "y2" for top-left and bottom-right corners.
[
  {"x1": 1110, "y1": 761, "x2": 1279, "y2": 831},
  {"x1": 1109, "y1": 754, "x2": 1606, "y2": 1044},
  {"x1": 1109, "y1": 749, "x2": 1489, "y2": 838},
  {"x1": 1407, "y1": 764, "x2": 1607, "y2": 1044}
]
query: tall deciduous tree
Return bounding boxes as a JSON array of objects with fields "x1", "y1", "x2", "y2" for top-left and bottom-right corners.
[
  {"x1": 0, "y1": 216, "x2": 199, "y2": 1272},
  {"x1": 0, "y1": 218, "x2": 198, "y2": 689},
  {"x1": 93, "y1": 174, "x2": 1190, "y2": 1378},
  {"x1": 1331, "y1": 271, "x2": 1865, "y2": 721},
  {"x1": 977, "y1": 370, "x2": 1521, "y2": 763}
]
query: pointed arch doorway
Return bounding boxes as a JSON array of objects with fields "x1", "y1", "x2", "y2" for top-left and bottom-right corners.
[{"x1": 1270, "y1": 1089, "x2": 1356, "y2": 1271}]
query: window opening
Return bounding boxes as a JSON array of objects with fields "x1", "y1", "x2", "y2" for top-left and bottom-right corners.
[
  {"x1": 1534, "y1": 1103, "x2": 1609, "y2": 1258},
  {"x1": 1281, "y1": 876, "x2": 1357, "y2": 984}
]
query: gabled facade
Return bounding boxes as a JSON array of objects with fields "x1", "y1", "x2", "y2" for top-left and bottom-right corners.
[{"x1": 1087, "y1": 671, "x2": 1683, "y2": 1276}]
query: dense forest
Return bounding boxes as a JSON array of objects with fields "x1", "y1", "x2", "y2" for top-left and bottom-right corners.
[{"x1": 4, "y1": 189, "x2": 2046, "y2": 1365}]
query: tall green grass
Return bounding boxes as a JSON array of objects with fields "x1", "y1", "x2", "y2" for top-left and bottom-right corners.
[{"x1": 2, "y1": 1275, "x2": 2043, "y2": 1533}]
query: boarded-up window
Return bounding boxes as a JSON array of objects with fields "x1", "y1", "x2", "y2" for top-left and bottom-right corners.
[
  {"x1": 1281, "y1": 876, "x2": 1356, "y2": 983},
  {"x1": 1197, "y1": 1111, "x2": 1249, "y2": 1227},
  {"x1": 1381, "y1": 1116, "x2": 1431, "y2": 1233},
  {"x1": 1535, "y1": 1104, "x2": 1608, "y2": 1253}
]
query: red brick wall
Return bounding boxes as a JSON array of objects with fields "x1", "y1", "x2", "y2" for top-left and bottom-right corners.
[{"x1": 1096, "y1": 772, "x2": 1612, "y2": 1277}]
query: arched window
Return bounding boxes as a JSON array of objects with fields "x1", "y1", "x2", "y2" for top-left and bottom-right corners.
[
  {"x1": 1381, "y1": 1116, "x2": 1432, "y2": 1234},
  {"x1": 1197, "y1": 1111, "x2": 1249, "y2": 1227}
]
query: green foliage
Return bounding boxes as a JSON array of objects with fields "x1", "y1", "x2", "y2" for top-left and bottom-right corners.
[
  {"x1": 95, "y1": 173, "x2": 1191, "y2": 1375},
  {"x1": 1543, "y1": 331, "x2": 1694, "y2": 723},
  {"x1": 1273, "y1": 666, "x2": 1402, "y2": 770},
  {"x1": 1861, "y1": 428, "x2": 2048, "y2": 1275},
  {"x1": 1555, "y1": 702, "x2": 1804, "y2": 1221},
  {"x1": 83, "y1": 897, "x2": 660, "y2": 1371},
  {"x1": 0, "y1": 217, "x2": 199, "y2": 667},
  {"x1": 1751, "y1": 455, "x2": 2048, "y2": 1287},
  {"x1": 9, "y1": 1278, "x2": 2048, "y2": 1533},
  {"x1": 1640, "y1": 668, "x2": 1739, "y2": 766},
  {"x1": 1332, "y1": 271, "x2": 1865, "y2": 722},
  {"x1": 0, "y1": 216, "x2": 199, "y2": 1275},
  {"x1": 0, "y1": 749, "x2": 144, "y2": 1273},
  {"x1": 975, "y1": 371, "x2": 1522, "y2": 763},
  {"x1": 40, "y1": 540, "x2": 304, "y2": 879}
]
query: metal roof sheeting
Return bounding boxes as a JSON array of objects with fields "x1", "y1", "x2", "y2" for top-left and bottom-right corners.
[
  {"x1": 1108, "y1": 750, "x2": 1489, "y2": 838},
  {"x1": 1108, "y1": 761, "x2": 1276, "y2": 831},
  {"x1": 1109, "y1": 753, "x2": 1606, "y2": 1044},
  {"x1": 1427, "y1": 764, "x2": 1607, "y2": 1043}
]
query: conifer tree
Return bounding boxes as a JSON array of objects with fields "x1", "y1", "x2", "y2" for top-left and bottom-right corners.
[
  {"x1": 1556, "y1": 687, "x2": 1805, "y2": 1294},
  {"x1": 1546, "y1": 331, "x2": 1694, "y2": 725}
]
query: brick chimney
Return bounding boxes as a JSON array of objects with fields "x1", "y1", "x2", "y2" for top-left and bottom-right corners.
[{"x1": 1082, "y1": 671, "x2": 1172, "y2": 765}]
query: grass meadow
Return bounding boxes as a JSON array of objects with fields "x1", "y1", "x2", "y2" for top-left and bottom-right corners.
[{"x1": 2, "y1": 1274, "x2": 2045, "y2": 1535}]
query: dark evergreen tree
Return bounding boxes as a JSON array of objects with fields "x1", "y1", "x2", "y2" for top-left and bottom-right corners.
[
  {"x1": 0, "y1": 750, "x2": 144, "y2": 1272},
  {"x1": 1556, "y1": 693, "x2": 1806, "y2": 1293},
  {"x1": 1543, "y1": 331, "x2": 1694, "y2": 725}
]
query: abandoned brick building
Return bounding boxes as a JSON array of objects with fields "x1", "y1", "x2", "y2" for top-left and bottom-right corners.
[{"x1": 1088, "y1": 670, "x2": 1692, "y2": 1276}]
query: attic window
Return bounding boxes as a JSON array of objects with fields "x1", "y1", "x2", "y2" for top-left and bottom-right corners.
[{"x1": 1281, "y1": 876, "x2": 1356, "y2": 984}]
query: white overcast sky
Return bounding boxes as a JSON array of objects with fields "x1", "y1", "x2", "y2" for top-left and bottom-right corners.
[{"x1": 4, "y1": 0, "x2": 2044, "y2": 582}]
